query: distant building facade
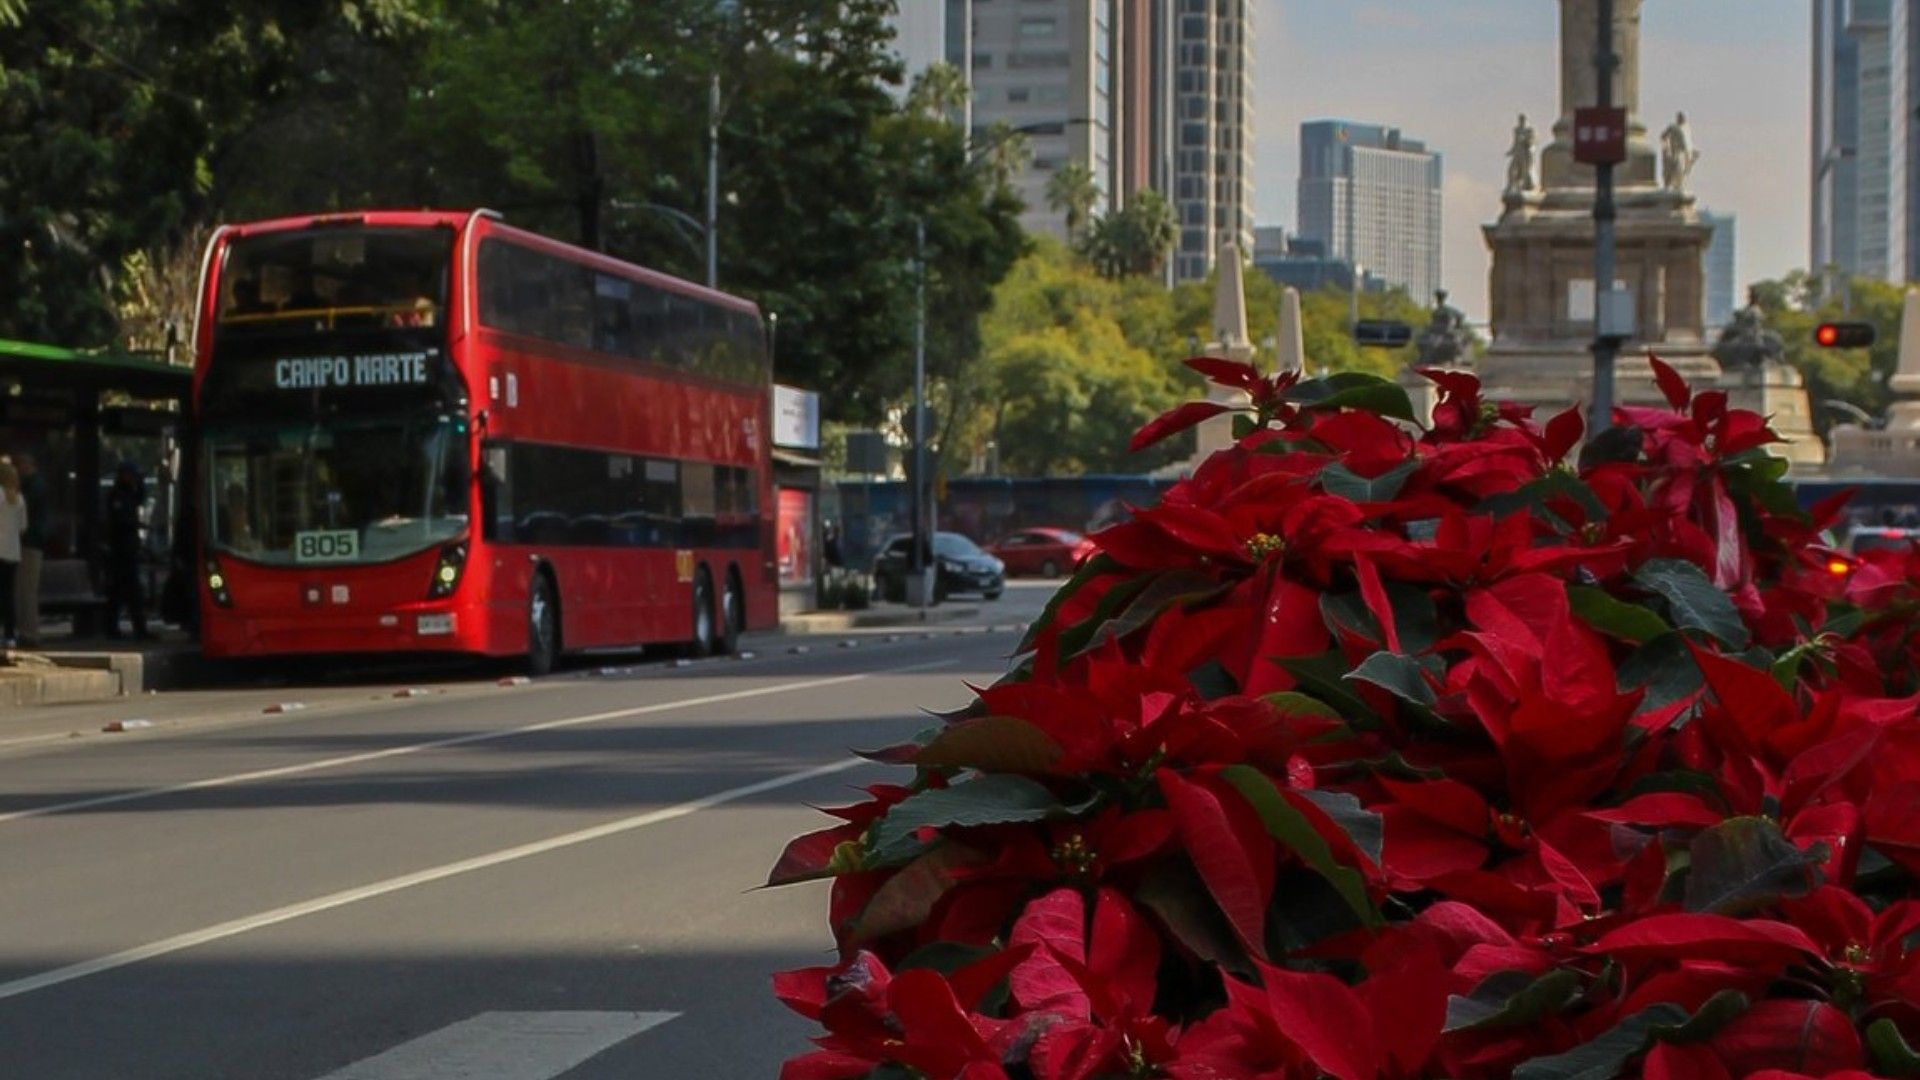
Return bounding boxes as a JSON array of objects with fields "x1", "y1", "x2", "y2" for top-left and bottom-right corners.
[
  {"x1": 1170, "y1": 0, "x2": 1254, "y2": 283},
  {"x1": 1296, "y1": 120, "x2": 1442, "y2": 302},
  {"x1": 1700, "y1": 210, "x2": 1738, "y2": 328},
  {"x1": 888, "y1": 0, "x2": 1230, "y2": 271},
  {"x1": 1813, "y1": 0, "x2": 1894, "y2": 282},
  {"x1": 1251, "y1": 226, "x2": 1383, "y2": 295}
]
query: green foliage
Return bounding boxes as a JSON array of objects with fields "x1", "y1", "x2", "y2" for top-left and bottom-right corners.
[
  {"x1": 969, "y1": 242, "x2": 1186, "y2": 476},
  {"x1": 1079, "y1": 190, "x2": 1176, "y2": 280},
  {"x1": 2, "y1": 1, "x2": 1024, "y2": 427},
  {"x1": 1044, "y1": 161, "x2": 1098, "y2": 241}
]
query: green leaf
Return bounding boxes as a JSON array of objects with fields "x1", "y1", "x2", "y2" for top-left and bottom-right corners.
[
  {"x1": 1512, "y1": 1004, "x2": 1689, "y2": 1080},
  {"x1": 1617, "y1": 632, "x2": 1706, "y2": 711},
  {"x1": 1479, "y1": 471, "x2": 1609, "y2": 530},
  {"x1": 1577, "y1": 424, "x2": 1645, "y2": 469},
  {"x1": 1232, "y1": 413, "x2": 1258, "y2": 440},
  {"x1": 1322, "y1": 584, "x2": 1441, "y2": 653},
  {"x1": 1345, "y1": 650, "x2": 1438, "y2": 708},
  {"x1": 1296, "y1": 789, "x2": 1385, "y2": 864},
  {"x1": 1651, "y1": 990, "x2": 1749, "y2": 1044},
  {"x1": 1634, "y1": 558, "x2": 1752, "y2": 650},
  {"x1": 1066, "y1": 567, "x2": 1226, "y2": 660},
  {"x1": 868, "y1": 775, "x2": 1070, "y2": 863},
  {"x1": 1445, "y1": 968, "x2": 1583, "y2": 1032},
  {"x1": 1683, "y1": 816, "x2": 1825, "y2": 916},
  {"x1": 1569, "y1": 586, "x2": 1672, "y2": 644},
  {"x1": 1219, "y1": 765, "x2": 1382, "y2": 928},
  {"x1": 1261, "y1": 691, "x2": 1343, "y2": 721},
  {"x1": 1318, "y1": 460, "x2": 1420, "y2": 503},
  {"x1": 1276, "y1": 652, "x2": 1380, "y2": 726},
  {"x1": 1187, "y1": 659, "x2": 1240, "y2": 700},
  {"x1": 1867, "y1": 1018, "x2": 1920, "y2": 1077},
  {"x1": 1133, "y1": 856, "x2": 1255, "y2": 979},
  {"x1": 915, "y1": 716, "x2": 1063, "y2": 775},
  {"x1": 1051, "y1": 569, "x2": 1156, "y2": 659},
  {"x1": 1287, "y1": 371, "x2": 1417, "y2": 422},
  {"x1": 1017, "y1": 552, "x2": 1126, "y2": 654}
]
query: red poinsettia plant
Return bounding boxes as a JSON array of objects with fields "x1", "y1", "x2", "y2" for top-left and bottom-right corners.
[{"x1": 769, "y1": 356, "x2": 1920, "y2": 1080}]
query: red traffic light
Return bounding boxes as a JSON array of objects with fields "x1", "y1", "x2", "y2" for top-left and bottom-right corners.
[{"x1": 1815, "y1": 321, "x2": 1876, "y2": 348}]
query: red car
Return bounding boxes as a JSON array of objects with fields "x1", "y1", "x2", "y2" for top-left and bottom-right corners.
[{"x1": 987, "y1": 527, "x2": 1095, "y2": 578}]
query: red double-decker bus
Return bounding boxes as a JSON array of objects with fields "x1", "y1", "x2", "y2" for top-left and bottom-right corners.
[{"x1": 190, "y1": 209, "x2": 776, "y2": 672}]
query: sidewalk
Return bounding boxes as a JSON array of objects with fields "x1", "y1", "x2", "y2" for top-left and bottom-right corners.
[
  {"x1": 0, "y1": 630, "x2": 200, "y2": 708},
  {"x1": 778, "y1": 602, "x2": 985, "y2": 635}
]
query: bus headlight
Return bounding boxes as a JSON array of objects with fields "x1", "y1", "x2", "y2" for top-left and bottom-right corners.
[
  {"x1": 428, "y1": 542, "x2": 468, "y2": 599},
  {"x1": 205, "y1": 558, "x2": 232, "y2": 607}
]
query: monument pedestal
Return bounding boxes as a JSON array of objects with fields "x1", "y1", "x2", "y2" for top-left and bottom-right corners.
[{"x1": 1474, "y1": 0, "x2": 1823, "y2": 468}]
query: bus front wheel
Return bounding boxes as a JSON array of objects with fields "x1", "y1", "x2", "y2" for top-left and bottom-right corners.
[{"x1": 527, "y1": 572, "x2": 560, "y2": 677}]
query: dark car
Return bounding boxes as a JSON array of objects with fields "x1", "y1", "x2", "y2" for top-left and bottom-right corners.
[
  {"x1": 872, "y1": 531, "x2": 1004, "y2": 602},
  {"x1": 987, "y1": 526, "x2": 1095, "y2": 578}
]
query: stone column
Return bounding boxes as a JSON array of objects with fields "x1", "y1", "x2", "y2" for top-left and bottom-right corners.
[{"x1": 1542, "y1": 0, "x2": 1658, "y2": 190}]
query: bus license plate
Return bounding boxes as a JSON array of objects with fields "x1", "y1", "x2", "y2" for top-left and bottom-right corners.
[{"x1": 294, "y1": 529, "x2": 360, "y2": 564}]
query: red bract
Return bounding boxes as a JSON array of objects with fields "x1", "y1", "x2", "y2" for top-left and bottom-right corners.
[{"x1": 773, "y1": 361, "x2": 1920, "y2": 1080}]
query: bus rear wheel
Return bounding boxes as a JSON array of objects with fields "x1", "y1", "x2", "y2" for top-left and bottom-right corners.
[
  {"x1": 716, "y1": 570, "x2": 743, "y2": 656},
  {"x1": 688, "y1": 570, "x2": 717, "y2": 659},
  {"x1": 526, "y1": 572, "x2": 560, "y2": 677}
]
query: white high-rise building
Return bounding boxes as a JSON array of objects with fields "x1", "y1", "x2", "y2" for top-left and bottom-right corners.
[
  {"x1": 1296, "y1": 120, "x2": 1443, "y2": 303},
  {"x1": 1170, "y1": 0, "x2": 1254, "y2": 282}
]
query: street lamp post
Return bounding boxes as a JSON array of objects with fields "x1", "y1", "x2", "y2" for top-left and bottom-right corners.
[
  {"x1": 1589, "y1": 0, "x2": 1619, "y2": 434},
  {"x1": 909, "y1": 218, "x2": 929, "y2": 608}
]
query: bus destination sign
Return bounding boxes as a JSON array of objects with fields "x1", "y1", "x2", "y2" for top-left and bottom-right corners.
[{"x1": 274, "y1": 349, "x2": 437, "y2": 390}]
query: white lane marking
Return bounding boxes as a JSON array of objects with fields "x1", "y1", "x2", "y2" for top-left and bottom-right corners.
[
  {"x1": 0, "y1": 660, "x2": 957, "y2": 825},
  {"x1": 0, "y1": 753, "x2": 872, "y2": 1002},
  {"x1": 316, "y1": 1011, "x2": 678, "y2": 1080}
]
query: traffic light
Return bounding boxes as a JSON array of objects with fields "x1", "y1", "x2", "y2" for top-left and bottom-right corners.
[
  {"x1": 1353, "y1": 319, "x2": 1413, "y2": 348},
  {"x1": 1815, "y1": 321, "x2": 1876, "y2": 349}
]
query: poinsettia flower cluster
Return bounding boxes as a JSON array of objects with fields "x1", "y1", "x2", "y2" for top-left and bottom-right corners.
[{"x1": 771, "y1": 357, "x2": 1920, "y2": 1079}]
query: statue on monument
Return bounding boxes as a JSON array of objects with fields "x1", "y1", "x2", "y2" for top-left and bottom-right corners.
[
  {"x1": 1415, "y1": 290, "x2": 1475, "y2": 369},
  {"x1": 1504, "y1": 114, "x2": 1537, "y2": 195},
  {"x1": 1710, "y1": 287, "x2": 1786, "y2": 372},
  {"x1": 1660, "y1": 111, "x2": 1699, "y2": 193}
]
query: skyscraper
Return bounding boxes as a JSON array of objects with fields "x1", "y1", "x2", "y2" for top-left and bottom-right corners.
[
  {"x1": 965, "y1": 0, "x2": 1116, "y2": 240},
  {"x1": 1813, "y1": 0, "x2": 1893, "y2": 283},
  {"x1": 1700, "y1": 210, "x2": 1738, "y2": 329},
  {"x1": 1296, "y1": 121, "x2": 1443, "y2": 303},
  {"x1": 1170, "y1": 0, "x2": 1254, "y2": 283}
]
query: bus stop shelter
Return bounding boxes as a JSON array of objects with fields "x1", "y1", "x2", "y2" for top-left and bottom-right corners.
[{"x1": 0, "y1": 339, "x2": 191, "y2": 626}]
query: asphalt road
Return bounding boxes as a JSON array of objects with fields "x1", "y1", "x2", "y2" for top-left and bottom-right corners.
[{"x1": 0, "y1": 584, "x2": 1053, "y2": 1079}]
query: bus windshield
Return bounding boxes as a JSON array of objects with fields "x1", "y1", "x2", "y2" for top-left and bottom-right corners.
[
  {"x1": 206, "y1": 414, "x2": 470, "y2": 565},
  {"x1": 217, "y1": 227, "x2": 452, "y2": 335}
]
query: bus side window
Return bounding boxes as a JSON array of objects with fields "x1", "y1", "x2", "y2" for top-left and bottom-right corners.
[{"x1": 481, "y1": 444, "x2": 512, "y2": 542}]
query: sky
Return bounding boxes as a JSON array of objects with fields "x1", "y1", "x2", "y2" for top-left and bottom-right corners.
[{"x1": 1253, "y1": 0, "x2": 1809, "y2": 323}]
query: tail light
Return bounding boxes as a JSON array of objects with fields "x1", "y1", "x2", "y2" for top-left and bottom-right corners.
[{"x1": 428, "y1": 542, "x2": 468, "y2": 599}]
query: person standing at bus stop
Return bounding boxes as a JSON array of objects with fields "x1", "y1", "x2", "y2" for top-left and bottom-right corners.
[
  {"x1": 104, "y1": 462, "x2": 150, "y2": 640},
  {"x1": 0, "y1": 461, "x2": 26, "y2": 648},
  {"x1": 15, "y1": 452, "x2": 46, "y2": 647}
]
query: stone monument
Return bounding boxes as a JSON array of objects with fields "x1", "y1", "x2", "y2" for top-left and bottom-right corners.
[
  {"x1": 1192, "y1": 241, "x2": 1257, "y2": 460},
  {"x1": 1477, "y1": 0, "x2": 1822, "y2": 466},
  {"x1": 1710, "y1": 289, "x2": 1822, "y2": 467}
]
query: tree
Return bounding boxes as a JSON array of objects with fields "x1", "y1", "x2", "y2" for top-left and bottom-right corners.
[
  {"x1": 1079, "y1": 190, "x2": 1176, "y2": 280},
  {"x1": 1044, "y1": 162, "x2": 1098, "y2": 242}
]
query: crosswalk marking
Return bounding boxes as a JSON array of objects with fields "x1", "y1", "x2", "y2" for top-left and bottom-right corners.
[{"x1": 316, "y1": 1011, "x2": 678, "y2": 1080}]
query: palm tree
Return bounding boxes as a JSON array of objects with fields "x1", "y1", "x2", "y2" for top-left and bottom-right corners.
[
  {"x1": 1079, "y1": 190, "x2": 1177, "y2": 279},
  {"x1": 906, "y1": 62, "x2": 969, "y2": 120},
  {"x1": 1045, "y1": 162, "x2": 1099, "y2": 242}
]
